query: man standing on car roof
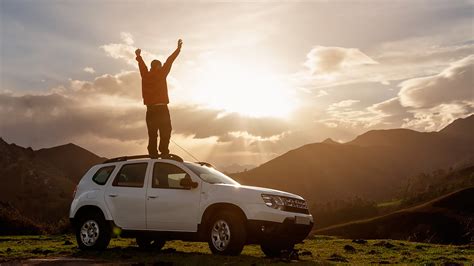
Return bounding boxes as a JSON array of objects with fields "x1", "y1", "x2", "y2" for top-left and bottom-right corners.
[{"x1": 135, "y1": 39, "x2": 182, "y2": 158}]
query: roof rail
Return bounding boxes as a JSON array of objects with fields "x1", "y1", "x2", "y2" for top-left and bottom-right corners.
[
  {"x1": 104, "y1": 154, "x2": 184, "y2": 163},
  {"x1": 196, "y1": 161, "x2": 215, "y2": 168}
]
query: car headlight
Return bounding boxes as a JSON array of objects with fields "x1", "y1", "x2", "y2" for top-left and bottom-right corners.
[
  {"x1": 261, "y1": 194, "x2": 285, "y2": 210},
  {"x1": 261, "y1": 194, "x2": 309, "y2": 212}
]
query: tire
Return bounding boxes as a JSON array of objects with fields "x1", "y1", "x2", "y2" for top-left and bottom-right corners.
[
  {"x1": 75, "y1": 213, "x2": 111, "y2": 250},
  {"x1": 136, "y1": 237, "x2": 166, "y2": 250},
  {"x1": 260, "y1": 243, "x2": 295, "y2": 257},
  {"x1": 207, "y1": 211, "x2": 246, "y2": 256}
]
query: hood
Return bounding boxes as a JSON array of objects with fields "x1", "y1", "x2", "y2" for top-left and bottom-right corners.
[{"x1": 213, "y1": 183, "x2": 304, "y2": 200}]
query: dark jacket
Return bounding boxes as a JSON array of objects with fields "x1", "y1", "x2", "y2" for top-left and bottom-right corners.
[{"x1": 136, "y1": 48, "x2": 180, "y2": 105}]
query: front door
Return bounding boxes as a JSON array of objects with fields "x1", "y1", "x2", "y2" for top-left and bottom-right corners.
[
  {"x1": 104, "y1": 162, "x2": 149, "y2": 230},
  {"x1": 146, "y1": 162, "x2": 201, "y2": 232}
]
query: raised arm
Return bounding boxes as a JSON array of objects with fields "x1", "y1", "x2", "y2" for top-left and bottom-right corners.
[
  {"x1": 135, "y1": 49, "x2": 148, "y2": 77},
  {"x1": 163, "y1": 39, "x2": 182, "y2": 75}
]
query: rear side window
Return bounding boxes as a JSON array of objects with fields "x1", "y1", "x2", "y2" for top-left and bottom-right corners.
[
  {"x1": 113, "y1": 163, "x2": 148, "y2": 187},
  {"x1": 92, "y1": 166, "x2": 115, "y2": 185}
]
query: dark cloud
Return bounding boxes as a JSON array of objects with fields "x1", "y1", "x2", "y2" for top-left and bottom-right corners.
[{"x1": 0, "y1": 89, "x2": 290, "y2": 152}]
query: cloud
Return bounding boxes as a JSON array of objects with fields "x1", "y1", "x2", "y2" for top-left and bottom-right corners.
[
  {"x1": 367, "y1": 97, "x2": 409, "y2": 126},
  {"x1": 304, "y1": 46, "x2": 378, "y2": 74},
  {"x1": 315, "y1": 89, "x2": 328, "y2": 97},
  {"x1": 171, "y1": 105, "x2": 289, "y2": 140},
  {"x1": 328, "y1": 99, "x2": 360, "y2": 110},
  {"x1": 321, "y1": 99, "x2": 383, "y2": 129},
  {"x1": 297, "y1": 41, "x2": 474, "y2": 93},
  {"x1": 83, "y1": 67, "x2": 95, "y2": 74},
  {"x1": 100, "y1": 32, "x2": 161, "y2": 66},
  {"x1": 0, "y1": 69, "x2": 291, "y2": 158},
  {"x1": 395, "y1": 55, "x2": 474, "y2": 130},
  {"x1": 325, "y1": 56, "x2": 474, "y2": 131},
  {"x1": 120, "y1": 32, "x2": 134, "y2": 46},
  {"x1": 402, "y1": 102, "x2": 474, "y2": 131},
  {"x1": 398, "y1": 55, "x2": 474, "y2": 108}
]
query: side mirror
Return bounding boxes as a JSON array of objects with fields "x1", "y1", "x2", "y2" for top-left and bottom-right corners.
[{"x1": 180, "y1": 175, "x2": 198, "y2": 189}]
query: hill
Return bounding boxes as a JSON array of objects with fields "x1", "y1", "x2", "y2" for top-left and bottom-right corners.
[
  {"x1": 0, "y1": 202, "x2": 43, "y2": 235},
  {"x1": 220, "y1": 163, "x2": 256, "y2": 174},
  {"x1": 0, "y1": 138, "x2": 105, "y2": 228},
  {"x1": 35, "y1": 143, "x2": 106, "y2": 183},
  {"x1": 234, "y1": 115, "x2": 474, "y2": 204},
  {"x1": 315, "y1": 187, "x2": 474, "y2": 244}
]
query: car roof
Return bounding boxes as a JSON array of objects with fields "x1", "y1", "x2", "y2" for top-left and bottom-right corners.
[{"x1": 100, "y1": 155, "x2": 215, "y2": 168}]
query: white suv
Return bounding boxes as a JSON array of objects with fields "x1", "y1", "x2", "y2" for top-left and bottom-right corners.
[{"x1": 69, "y1": 154, "x2": 313, "y2": 256}]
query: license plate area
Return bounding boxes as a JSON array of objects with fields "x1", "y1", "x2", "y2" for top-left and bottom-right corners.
[{"x1": 295, "y1": 216, "x2": 310, "y2": 225}]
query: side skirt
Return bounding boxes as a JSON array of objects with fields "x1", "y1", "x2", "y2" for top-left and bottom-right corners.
[{"x1": 110, "y1": 222, "x2": 206, "y2": 242}]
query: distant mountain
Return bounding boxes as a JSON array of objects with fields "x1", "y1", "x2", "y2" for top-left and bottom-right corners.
[
  {"x1": 220, "y1": 163, "x2": 256, "y2": 174},
  {"x1": 321, "y1": 138, "x2": 340, "y2": 145},
  {"x1": 0, "y1": 138, "x2": 105, "y2": 224},
  {"x1": 35, "y1": 143, "x2": 106, "y2": 183},
  {"x1": 315, "y1": 187, "x2": 474, "y2": 244},
  {"x1": 439, "y1": 115, "x2": 474, "y2": 143},
  {"x1": 234, "y1": 115, "x2": 474, "y2": 203}
]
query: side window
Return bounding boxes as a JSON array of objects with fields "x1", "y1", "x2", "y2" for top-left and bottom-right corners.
[
  {"x1": 92, "y1": 166, "x2": 115, "y2": 185},
  {"x1": 113, "y1": 163, "x2": 147, "y2": 188},
  {"x1": 153, "y1": 163, "x2": 189, "y2": 189}
]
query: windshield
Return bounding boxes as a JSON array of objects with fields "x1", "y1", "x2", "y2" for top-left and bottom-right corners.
[{"x1": 184, "y1": 163, "x2": 240, "y2": 185}]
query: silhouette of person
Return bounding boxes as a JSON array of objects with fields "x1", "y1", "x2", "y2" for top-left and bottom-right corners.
[{"x1": 135, "y1": 39, "x2": 182, "y2": 158}]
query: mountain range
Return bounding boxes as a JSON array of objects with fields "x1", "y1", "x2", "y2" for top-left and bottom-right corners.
[
  {"x1": 0, "y1": 140, "x2": 104, "y2": 224},
  {"x1": 233, "y1": 115, "x2": 474, "y2": 203},
  {"x1": 0, "y1": 115, "x2": 472, "y2": 235}
]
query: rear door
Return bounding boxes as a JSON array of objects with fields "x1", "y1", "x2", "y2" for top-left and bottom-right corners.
[
  {"x1": 146, "y1": 161, "x2": 201, "y2": 232},
  {"x1": 104, "y1": 162, "x2": 149, "y2": 230}
]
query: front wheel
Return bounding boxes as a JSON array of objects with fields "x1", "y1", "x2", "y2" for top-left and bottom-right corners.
[
  {"x1": 75, "y1": 213, "x2": 111, "y2": 250},
  {"x1": 136, "y1": 237, "x2": 166, "y2": 250},
  {"x1": 207, "y1": 211, "x2": 246, "y2": 256},
  {"x1": 260, "y1": 243, "x2": 295, "y2": 257}
]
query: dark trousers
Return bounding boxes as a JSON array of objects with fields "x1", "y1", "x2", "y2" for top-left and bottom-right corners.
[{"x1": 146, "y1": 105, "x2": 172, "y2": 157}]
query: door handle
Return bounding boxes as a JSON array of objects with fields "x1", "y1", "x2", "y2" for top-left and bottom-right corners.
[
  {"x1": 108, "y1": 194, "x2": 118, "y2": 197},
  {"x1": 148, "y1": 195, "x2": 158, "y2": 199}
]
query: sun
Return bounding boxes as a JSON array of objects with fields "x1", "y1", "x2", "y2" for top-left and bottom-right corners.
[{"x1": 190, "y1": 59, "x2": 296, "y2": 118}]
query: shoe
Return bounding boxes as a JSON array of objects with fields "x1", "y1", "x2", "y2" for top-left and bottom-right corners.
[{"x1": 149, "y1": 153, "x2": 159, "y2": 159}]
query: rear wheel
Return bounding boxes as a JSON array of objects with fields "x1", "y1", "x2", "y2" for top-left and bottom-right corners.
[
  {"x1": 75, "y1": 213, "x2": 111, "y2": 250},
  {"x1": 136, "y1": 237, "x2": 166, "y2": 250},
  {"x1": 260, "y1": 243, "x2": 295, "y2": 257},
  {"x1": 207, "y1": 211, "x2": 246, "y2": 255}
]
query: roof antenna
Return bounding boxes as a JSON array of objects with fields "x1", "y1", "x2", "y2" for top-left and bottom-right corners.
[{"x1": 170, "y1": 139, "x2": 200, "y2": 162}]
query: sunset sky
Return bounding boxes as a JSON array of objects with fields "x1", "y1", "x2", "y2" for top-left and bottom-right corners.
[{"x1": 1, "y1": 1, "x2": 473, "y2": 168}]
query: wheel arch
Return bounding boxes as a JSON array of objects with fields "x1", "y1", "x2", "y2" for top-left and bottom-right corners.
[
  {"x1": 200, "y1": 202, "x2": 248, "y2": 229},
  {"x1": 71, "y1": 205, "x2": 107, "y2": 228}
]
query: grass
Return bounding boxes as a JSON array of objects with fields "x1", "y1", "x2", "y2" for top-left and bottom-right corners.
[
  {"x1": 376, "y1": 199, "x2": 402, "y2": 208},
  {"x1": 0, "y1": 235, "x2": 473, "y2": 265}
]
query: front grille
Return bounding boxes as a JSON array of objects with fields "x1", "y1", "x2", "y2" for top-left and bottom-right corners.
[{"x1": 281, "y1": 196, "x2": 309, "y2": 214}]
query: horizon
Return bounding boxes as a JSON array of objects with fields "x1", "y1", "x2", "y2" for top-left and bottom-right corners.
[
  {"x1": 1, "y1": 0, "x2": 473, "y2": 166},
  {"x1": 2, "y1": 113, "x2": 471, "y2": 170}
]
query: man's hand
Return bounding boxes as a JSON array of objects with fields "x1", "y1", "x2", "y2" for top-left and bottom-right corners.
[
  {"x1": 135, "y1": 48, "x2": 141, "y2": 57},
  {"x1": 177, "y1": 39, "x2": 183, "y2": 49}
]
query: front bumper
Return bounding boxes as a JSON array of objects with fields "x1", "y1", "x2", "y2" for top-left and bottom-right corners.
[{"x1": 246, "y1": 217, "x2": 313, "y2": 245}]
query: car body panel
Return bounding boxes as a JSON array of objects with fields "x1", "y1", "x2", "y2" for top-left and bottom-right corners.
[
  {"x1": 70, "y1": 158, "x2": 314, "y2": 243},
  {"x1": 146, "y1": 160, "x2": 202, "y2": 232}
]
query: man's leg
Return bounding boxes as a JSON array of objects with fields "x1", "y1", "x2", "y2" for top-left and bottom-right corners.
[
  {"x1": 157, "y1": 105, "x2": 172, "y2": 155},
  {"x1": 146, "y1": 106, "x2": 159, "y2": 158}
]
